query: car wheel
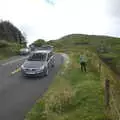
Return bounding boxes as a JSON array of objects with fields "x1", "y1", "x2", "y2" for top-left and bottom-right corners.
[
  {"x1": 52, "y1": 60, "x2": 55, "y2": 67},
  {"x1": 51, "y1": 63, "x2": 55, "y2": 67},
  {"x1": 44, "y1": 68, "x2": 49, "y2": 76}
]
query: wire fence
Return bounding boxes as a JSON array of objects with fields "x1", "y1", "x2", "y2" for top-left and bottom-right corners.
[{"x1": 86, "y1": 49, "x2": 120, "y2": 120}]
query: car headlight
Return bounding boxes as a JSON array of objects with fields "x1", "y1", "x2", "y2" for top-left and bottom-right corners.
[
  {"x1": 41, "y1": 65, "x2": 45, "y2": 70},
  {"x1": 21, "y1": 65, "x2": 25, "y2": 69},
  {"x1": 36, "y1": 66, "x2": 45, "y2": 71}
]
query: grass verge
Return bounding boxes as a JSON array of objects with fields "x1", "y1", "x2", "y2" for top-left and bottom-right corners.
[
  {"x1": 0, "y1": 43, "x2": 21, "y2": 60},
  {"x1": 25, "y1": 51, "x2": 106, "y2": 120}
]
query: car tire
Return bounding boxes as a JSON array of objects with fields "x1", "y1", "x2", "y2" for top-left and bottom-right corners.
[
  {"x1": 44, "y1": 68, "x2": 49, "y2": 76},
  {"x1": 51, "y1": 59, "x2": 55, "y2": 67},
  {"x1": 51, "y1": 63, "x2": 55, "y2": 67}
]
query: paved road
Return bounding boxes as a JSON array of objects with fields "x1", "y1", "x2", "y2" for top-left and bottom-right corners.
[{"x1": 0, "y1": 54, "x2": 64, "y2": 120}]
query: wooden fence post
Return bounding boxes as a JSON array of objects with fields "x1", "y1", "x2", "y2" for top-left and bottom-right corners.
[
  {"x1": 99, "y1": 62, "x2": 101, "y2": 73},
  {"x1": 105, "y1": 79, "x2": 110, "y2": 107}
]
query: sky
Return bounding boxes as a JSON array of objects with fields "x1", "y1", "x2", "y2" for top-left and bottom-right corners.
[{"x1": 0, "y1": 0, "x2": 120, "y2": 44}]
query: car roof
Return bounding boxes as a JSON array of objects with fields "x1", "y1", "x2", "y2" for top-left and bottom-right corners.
[
  {"x1": 41, "y1": 45, "x2": 53, "y2": 48},
  {"x1": 32, "y1": 50, "x2": 51, "y2": 54},
  {"x1": 35, "y1": 46, "x2": 53, "y2": 50}
]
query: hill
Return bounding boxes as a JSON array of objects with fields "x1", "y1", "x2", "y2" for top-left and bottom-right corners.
[{"x1": 47, "y1": 34, "x2": 120, "y2": 75}]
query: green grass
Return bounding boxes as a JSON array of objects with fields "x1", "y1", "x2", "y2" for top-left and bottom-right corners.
[
  {"x1": 48, "y1": 34, "x2": 120, "y2": 75},
  {"x1": 0, "y1": 42, "x2": 21, "y2": 60},
  {"x1": 99, "y1": 52, "x2": 117, "y2": 58},
  {"x1": 25, "y1": 50, "x2": 105, "y2": 120}
]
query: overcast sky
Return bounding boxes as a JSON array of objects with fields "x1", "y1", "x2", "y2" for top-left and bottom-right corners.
[{"x1": 0, "y1": 0, "x2": 120, "y2": 44}]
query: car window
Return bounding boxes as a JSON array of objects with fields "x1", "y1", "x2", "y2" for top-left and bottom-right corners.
[
  {"x1": 47, "y1": 52, "x2": 54, "y2": 61},
  {"x1": 28, "y1": 53, "x2": 47, "y2": 61},
  {"x1": 50, "y1": 52, "x2": 53, "y2": 57},
  {"x1": 47, "y1": 53, "x2": 50, "y2": 61}
]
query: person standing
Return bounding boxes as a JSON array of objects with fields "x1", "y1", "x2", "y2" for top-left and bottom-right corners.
[{"x1": 80, "y1": 53, "x2": 87, "y2": 72}]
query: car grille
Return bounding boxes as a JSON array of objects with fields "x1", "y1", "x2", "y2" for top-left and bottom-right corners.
[{"x1": 24, "y1": 68, "x2": 36, "y2": 71}]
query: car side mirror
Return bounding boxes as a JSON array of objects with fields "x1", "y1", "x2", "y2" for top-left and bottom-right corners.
[{"x1": 47, "y1": 57, "x2": 49, "y2": 61}]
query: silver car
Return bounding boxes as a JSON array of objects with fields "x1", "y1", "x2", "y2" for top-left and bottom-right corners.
[{"x1": 21, "y1": 50, "x2": 55, "y2": 77}]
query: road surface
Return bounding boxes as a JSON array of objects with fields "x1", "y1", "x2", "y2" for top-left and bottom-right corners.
[{"x1": 0, "y1": 54, "x2": 64, "y2": 120}]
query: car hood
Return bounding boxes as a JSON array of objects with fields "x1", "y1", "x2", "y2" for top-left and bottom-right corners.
[{"x1": 23, "y1": 61, "x2": 45, "y2": 69}]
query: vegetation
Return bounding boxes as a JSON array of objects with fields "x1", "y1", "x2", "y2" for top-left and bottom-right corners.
[
  {"x1": 25, "y1": 47, "x2": 106, "y2": 120},
  {"x1": 24, "y1": 33, "x2": 120, "y2": 120},
  {"x1": 0, "y1": 41, "x2": 23, "y2": 59},
  {"x1": 0, "y1": 20, "x2": 26, "y2": 59},
  {"x1": 31, "y1": 39, "x2": 46, "y2": 47},
  {"x1": 47, "y1": 34, "x2": 120, "y2": 75},
  {"x1": 0, "y1": 20, "x2": 26, "y2": 44}
]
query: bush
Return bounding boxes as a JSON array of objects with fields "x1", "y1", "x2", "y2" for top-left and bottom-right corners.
[
  {"x1": 33, "y1": 39, "x2": 46, "y2": 47},
  {"x1": 9, "y1": 43, "x2": 21, "y2": 54},
  {"x1": 0, "y1": 41, "x2": 21, "y2": 60},
  {"x1": 0, "y1": 40, "x2": 10, "y2": 48},
  {"x1": 48, "y1": 90, "x2": 74, "y2": 114}
]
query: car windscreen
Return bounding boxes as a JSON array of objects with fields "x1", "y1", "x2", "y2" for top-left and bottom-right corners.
[{"x1": 28, "y1": 53, "x2": 47, "y2": 61}]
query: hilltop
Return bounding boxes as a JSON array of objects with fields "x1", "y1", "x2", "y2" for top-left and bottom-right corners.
[{"x1": 47, "y1": 34, "x2": 120, "y2": 75}]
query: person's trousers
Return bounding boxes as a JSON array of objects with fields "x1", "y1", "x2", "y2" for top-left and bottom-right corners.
[{"x1": 80, "y1": 62, "x2": 87, "y2": 72}]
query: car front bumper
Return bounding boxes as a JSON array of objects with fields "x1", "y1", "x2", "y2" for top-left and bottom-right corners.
[{"x1": 21, "y1": 69, "x2": 45, "y2": 77}]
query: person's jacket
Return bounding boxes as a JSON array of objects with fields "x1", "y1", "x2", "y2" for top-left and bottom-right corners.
[{"x1": 80, "y1": 55, "x2": 87, "y2": 63}]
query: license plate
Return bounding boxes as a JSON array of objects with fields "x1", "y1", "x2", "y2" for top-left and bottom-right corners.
[{"x1": 26, "y1": 72, "x2": 35, "y2": 74}]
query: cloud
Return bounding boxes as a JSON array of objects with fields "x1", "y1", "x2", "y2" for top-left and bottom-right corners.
[
  {"x1": 45, "y1": 0, "x2": 56, "y2": 5},
  {"x1": 106, "y1": 0, "x2": 120, "y2": 18},
  {"x1": 0, "y1": 0, "x2": 120, "y2": 44}
]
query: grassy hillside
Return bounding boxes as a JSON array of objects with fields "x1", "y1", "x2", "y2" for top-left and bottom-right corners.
[{"x1": 47, "y1": 34, "x2": 120, "y2": 75}]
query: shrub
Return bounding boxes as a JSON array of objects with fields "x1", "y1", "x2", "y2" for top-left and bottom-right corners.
[
  {"x1": 9, "y1": 43, "x2": 21, "y2": 54},
  {"x1": 0, "y1": 40, "x2": 10, "y2": 48},
  {"x1": 33, "y1": 39, "x2": 46, "y2": 47},
  {"x1": 45, "y1": 88, "x2": 75, "y2": 114}
]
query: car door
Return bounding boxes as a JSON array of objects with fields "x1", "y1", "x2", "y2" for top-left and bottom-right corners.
[
  {"x1": 48, "y1": 52, "x2": 54, "y2": 68},
  {"x1": 47, "y1": 53, "x2": 51, "y2": 68},
  {"x1": 50, "y1": 52, "x2": 55, "y2": 66}
]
